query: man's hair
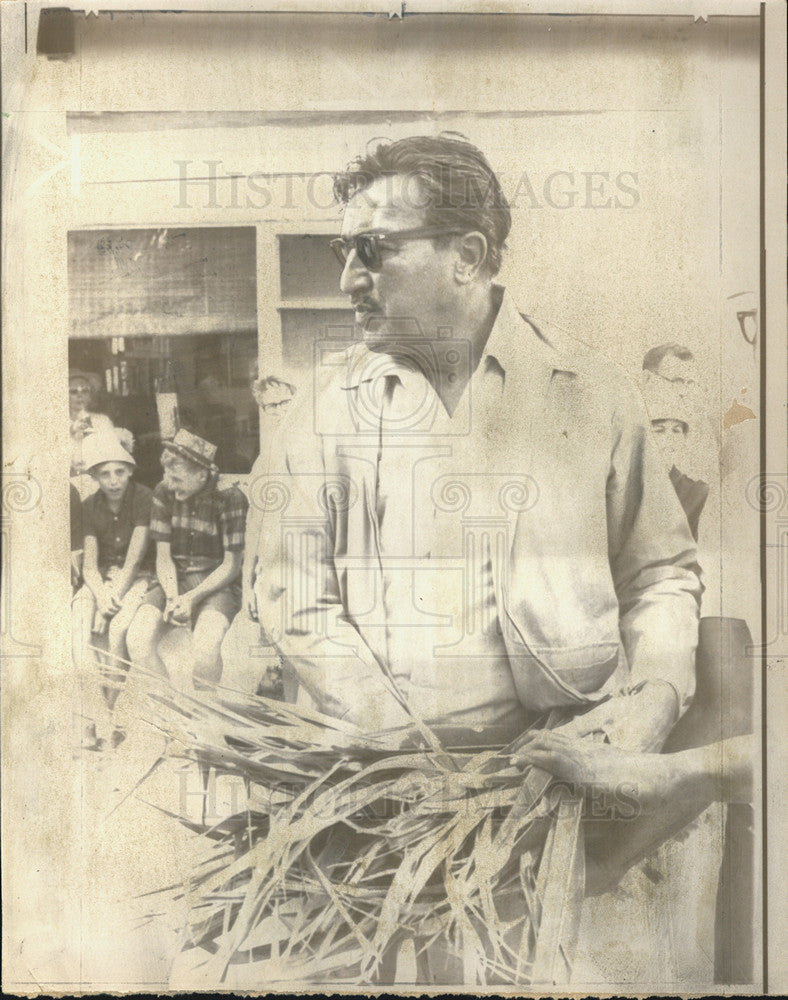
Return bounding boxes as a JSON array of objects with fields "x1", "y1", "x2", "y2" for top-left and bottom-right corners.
[
  {"x1": 333, "y1": 134, "x2": 512, "y2": 276},
  {"x1": 256, "y1": 375, "x2": 296, "y2": 396},
  {"x1": 642, "y1": 343, "x2": 695, "y2": 372}
]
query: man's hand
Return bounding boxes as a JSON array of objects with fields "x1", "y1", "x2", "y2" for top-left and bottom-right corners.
[
  {"x1": 555, "y1": 682, "x2": 679, "y2": 753},
  {"x1": 513, "y1": 729, "x2": 679, "y2": 815}
]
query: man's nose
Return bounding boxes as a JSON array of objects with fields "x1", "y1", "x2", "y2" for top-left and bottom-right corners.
[{"x1": 339, "y1": 250, "x2": 373, "y2": 296}]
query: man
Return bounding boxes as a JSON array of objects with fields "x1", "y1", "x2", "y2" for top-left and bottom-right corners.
[
  {"x1": 252, "y1": 374, "x2": 296, "y2": 419},
  {"x1": 641, "y1": 373, "x2": 709, "y2": 540},
  {"x1": 254, "y1": 134, "x2": 701, "y2": 757},
  {"x1": 243, "y1": 134, "x2": 705, "y2": 987}
]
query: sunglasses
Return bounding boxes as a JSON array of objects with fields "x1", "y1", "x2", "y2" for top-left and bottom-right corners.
[{"x1": 330, "y1": 227, "x2": 469, "y2": 273}]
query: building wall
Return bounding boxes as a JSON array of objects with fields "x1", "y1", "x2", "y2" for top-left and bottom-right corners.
[{"x1": 0, "y1": 7, "x2": 764, "y2": 990}]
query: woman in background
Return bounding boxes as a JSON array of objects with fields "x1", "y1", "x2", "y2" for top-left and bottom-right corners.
[{"x1": 70, "y1": 368, "x2": 134, "y2": 499}]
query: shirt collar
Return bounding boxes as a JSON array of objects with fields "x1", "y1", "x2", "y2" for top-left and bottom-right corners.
[
  {"x1": 340, "y1": 341, "x2": 428, "y2": 392},
  {"x1": 481, "y1": 285, "x2": 579, "y2": 380},
  {"x1": 338, "y1": 285, "x2": 577, "y2": 391}
]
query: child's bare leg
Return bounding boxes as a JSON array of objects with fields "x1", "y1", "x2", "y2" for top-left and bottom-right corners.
[
  {"x1": 191, "y1": 608, "x2": 230, "y2": 689},
  {"x1": 126, "y1": 604, "x2": 169, "y2": 678},
  {"x1": 72, "y1": 586, "x2": 105, "y2": 744},
  {"x1": 106, "y1": 578, "x2": 150, "y2": 710}
]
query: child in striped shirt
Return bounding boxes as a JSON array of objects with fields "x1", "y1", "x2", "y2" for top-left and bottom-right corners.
[{"x1": 127, "y1": 429, "x2": 247, "y2": 688}]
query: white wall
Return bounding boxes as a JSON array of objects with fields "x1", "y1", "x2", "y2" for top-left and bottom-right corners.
[{"x1": 0, "y1": 8, "x2": 763, "y2": 986}]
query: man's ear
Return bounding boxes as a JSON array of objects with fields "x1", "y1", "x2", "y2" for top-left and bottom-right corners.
[{"x1": 454, "y1": 231, "x2": 488, "y2": 284}]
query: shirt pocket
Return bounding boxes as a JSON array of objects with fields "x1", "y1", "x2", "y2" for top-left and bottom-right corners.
[
  {"x1": 505, "y1": 630, "x2": 620, "y2": 712},
  {"x1": 534, "y1": 642, "x2": 620, "y2": 695}
]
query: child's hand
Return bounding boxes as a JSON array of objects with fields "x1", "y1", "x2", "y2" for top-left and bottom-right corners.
[
  {"x1": 91, "y1": 610, "x2": 109, "y2": 636},
  {"x1": 96, "y1": 585, "x2": 118, "y2": 619},
  {"x1": 168, "y1": 592, "x2": 195, "y2": 625}
]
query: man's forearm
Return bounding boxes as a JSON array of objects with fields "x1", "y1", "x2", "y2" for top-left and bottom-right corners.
[
  {"x1": 558, "y1": 682, "x2": 682, "y2": 753},
  {"x1": 619, "y1": 680, "x2": 681, "y2": 751}
]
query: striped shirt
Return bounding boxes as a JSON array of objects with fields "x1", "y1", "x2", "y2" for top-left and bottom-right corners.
[{"x1": 150, "y1": 479, "x2": 248, "y2": 575}]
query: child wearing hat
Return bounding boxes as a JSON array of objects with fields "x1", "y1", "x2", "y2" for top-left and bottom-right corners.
[
  {"x1": 126, "y1": 429, "x2": 248, "y2": 688},
  {"x1": 72, "y1": 432, "x2": 154, "y2": 749}
]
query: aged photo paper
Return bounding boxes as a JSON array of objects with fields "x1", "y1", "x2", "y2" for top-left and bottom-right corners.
[{"x1": 2, "y1": 0, "x2": 786, "y2": 993}]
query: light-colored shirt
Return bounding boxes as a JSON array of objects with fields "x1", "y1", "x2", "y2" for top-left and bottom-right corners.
[{"x1": 254, "y1": 288, "x2": 701, "y2": 741}]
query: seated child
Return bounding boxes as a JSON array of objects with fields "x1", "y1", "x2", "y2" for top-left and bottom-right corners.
[
  {"x1": 72, "y1": 432, "x2": 154, "y2": 749},
  {"x1": 127, "y1": 429, "x2": 247, "y2": 689}
]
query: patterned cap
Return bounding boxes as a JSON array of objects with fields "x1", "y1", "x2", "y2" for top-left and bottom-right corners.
[{"x1": 162, "y1": 428, "x2": 218, "y2": 471}]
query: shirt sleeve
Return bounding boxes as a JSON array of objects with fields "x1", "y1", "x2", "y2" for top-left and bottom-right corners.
[
  {"x1": 254, "y1": 396, "x2": 414, "y2": 730},
  {"x1": 149, "y1": 482, "x2": 173, "y2": 542},
  {"x1": 70, "y1": 484, "x2": 84, "y2": 550},
  {"x1": 607, "y1": 381, "x2": 703, "y2": 718},
  {"x1": 219, "y1": 486, "x2": 248, "y2": 552},
  {"x1": 245, "y1": 453, "x2": 267, "y2": 573},
  {"x1": 131, "y1": 483, "x2": 153, "y2": 528},
  {"x1": 81, "y1": 494, "x2": 99, "y2": 539}
]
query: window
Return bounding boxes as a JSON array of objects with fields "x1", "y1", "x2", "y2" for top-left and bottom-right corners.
[
  {"x1": 277, "y1": 234, "x2": 355, "y2": 371},
  {"x1": 68, "y1": 227, "x2": 259, "y2": 483}
]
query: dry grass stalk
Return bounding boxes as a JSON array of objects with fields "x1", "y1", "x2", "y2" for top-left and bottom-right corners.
[{"x1": 92, "y1": 659, "x2": 585, "y2": 986}]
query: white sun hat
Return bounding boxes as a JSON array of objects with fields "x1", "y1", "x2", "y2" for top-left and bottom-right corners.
[{"x1": 82, "y1": 431, "x2": 136, "y2": 472}]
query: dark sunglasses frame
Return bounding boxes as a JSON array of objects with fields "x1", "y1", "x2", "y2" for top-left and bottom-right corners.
[{"x1": 330, "y1": 227, "x2": 470, "y2": 272}]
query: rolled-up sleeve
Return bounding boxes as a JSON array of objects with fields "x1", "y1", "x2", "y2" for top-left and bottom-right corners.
[
  {"x1": 220, "y1": 487, "x2": 248, "y2": 553},
  {"x1": 149, "y1": 482, "x2": 173, "y2": 542},
  {"x1": 606, "y1": 384, "x2": 702, "y2": 717}
]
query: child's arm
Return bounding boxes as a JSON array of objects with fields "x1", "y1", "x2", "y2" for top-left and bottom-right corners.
[
  {"x1": 70, "y1": 548, "x2": 83, "y2": 590},
  {"x1": 112, "y1": 526, "x2": 150, "y2": 601},
  {"x1": 82, "y1": 535, "x2": 115, "y2": 618},
  {"x1": 169, "y1": 551, "x2": 243, "y2": 623},
  {"x1": 156, "y1": 540, "x2": 180, "y2": 604},
  {"x1": 169, "y1": 486, "x2": 247, "y2": 623}
]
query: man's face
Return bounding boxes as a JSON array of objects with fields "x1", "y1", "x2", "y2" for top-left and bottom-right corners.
[
  {"x1": 163, "y1": 456, "x2": 208, "y2": 501},
  {"x1": 651, "y1": 418, "x2": 689, "y2": 471},
  {"x1": 338, "y1": 175, "x2": 460, "y2": 353},
  {"x1": 259, "y1": 384, "x2": 293, "y2": 421},
  {"x1": 69, "y1": 377, "x2": 93, "y2": 417},
  {"x1": 93, "y1": 462, "x2": 132, "y2": 501},
  {"x1": 653, "y1": 355, "x2": 699, "y2": 390}
]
